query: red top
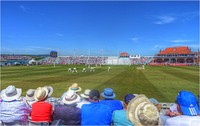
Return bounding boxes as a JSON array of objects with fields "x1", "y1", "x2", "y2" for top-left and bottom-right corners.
[{"x1": 31, "y1": 101, "x2": 53, "y2": 122}]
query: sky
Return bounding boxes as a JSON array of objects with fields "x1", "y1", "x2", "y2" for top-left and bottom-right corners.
[{"x1": 1, "y1": 1, "x2": 199, "y2": 56}]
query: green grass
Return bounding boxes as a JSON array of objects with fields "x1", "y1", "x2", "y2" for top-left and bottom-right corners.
[{"x1": 1, "y1": 65, "x2": 199, "y2": 102}]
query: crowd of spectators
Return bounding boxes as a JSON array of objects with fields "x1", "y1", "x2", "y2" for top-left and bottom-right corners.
[
  {"x1": 130, "y1": 57, "x2": 153, "y2": 65},
  {"x1": 59, "y1": 56, "x2": 107, "y2": 65},
  {"x1": 41, "y1": 56, "x2": 108, "y2": 65},
  {"x1": 0, "y1": 84, "x2": 199, "y2": 126},
  {"x1": 0, "y1": 55, "x2": 32, "y2": 61}
]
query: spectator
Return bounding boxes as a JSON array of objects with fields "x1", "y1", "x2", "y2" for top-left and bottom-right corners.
[
  {"x1": 176, "y1": 90, "x2": 199, "y2": 116},
  {"x1": 149, "y1": 97, "x2": 170, "y2": 125},
  {"x1": 60, "y1": 83, "x2": 82, "y2": 105},
  {"x1": 127, "y1": 95, "x2": 162, "y2": 126},
  {"x1": 25, "y1": 89, "x2": 36, "y2": 108},
  {"x1": 166, "y1": 100, "x2": 182, "y2": 117},
  {"x1": 149, "y1": 98, "x2": 162, "y2": 113},
  {"x1": 31, "y1": 87, "x2": 53, "y2": 124},
  {"x1": 81, "y1": 89, "x2": 112, "y2": 125},
  {"x1": 44, "y1": 86, "x2": 54, "y2": 98},
  {"x1": 44, "y1": 86, "x2": 58, "y2": 110},
  {"x1": 0, "y1": 85, "x2": 31, "y2": 125},
  {"x1": 165, "y1": 91, "x2": 200, "y2": 126},
  {"x1": 68, "y1": 83, "x2": 82, "y2": 93},
  {"x1": 112, "y1": 94, "x2": 135, "y2": 126},
  {"x1": 77, "y1": 89, "x2": 91, "y2": 108},
  {"x1": 53, "y1": 90, "x2": 81, "y2": 125},
  {"x1": 100, "y1": 88, "x2": 123, "y2": 112}
]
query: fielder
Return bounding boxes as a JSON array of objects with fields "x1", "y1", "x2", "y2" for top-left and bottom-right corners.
[
  {"x1": 68, "y1": 68, "x2": 72, "y2": 72},
  {"x1": 90, "y1": 67, "x2": 95, "y2": 72},
  {"x1": 72, "y1": 67, "x2": 78, "y2": 73},
  {"x1": 82, "y1": 68, "x2": 86, "y2": 72},
  {"x1": 108, "y1": 66, "x2": 111, "y2": 72}
]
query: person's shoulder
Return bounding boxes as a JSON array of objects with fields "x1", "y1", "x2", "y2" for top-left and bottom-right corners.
[{"x1": 113, "y1": 109, "x2": 125, "y2": 115}]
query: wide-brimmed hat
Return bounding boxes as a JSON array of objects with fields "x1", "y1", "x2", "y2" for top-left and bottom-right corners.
[
  {"x1": 1, "y1": 85, "x2": 22, "y2": 101},
  {"x1": 101, "y1": 88, "x2": 116, "y2": 99},
  {"x1": 34, "y1": 87, "x2": 49, "y2": 101},
  {"x1": 62, "y1": 90, "x2": 81, "y2": 105},
  {"x1": 44, "y1": 86, "x2": 53, "y2": 97},
  {"x1": 26, "y1": 89, "x2": 36, "y2": 101},
  {"x1": 177, "y1": 90, "x2": 199, "y2": 116},
  {"x1": 68, "y1": 83, "x2": 82, "y2": 92},
  {"x1": 127, "y1": 95, "x2": 162, "y2": 126},
  {"x1": 80, "y1": 89, "x2": 91, "y2": 98}
]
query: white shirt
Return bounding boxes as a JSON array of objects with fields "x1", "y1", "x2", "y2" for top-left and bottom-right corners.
[{"x1": 165, "y1": 115, "x2": 200, "y2": 126}]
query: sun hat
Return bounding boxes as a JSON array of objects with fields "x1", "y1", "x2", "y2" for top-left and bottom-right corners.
[
  {"x1": 44, "y1": 86, "x2": 53, "y2": 97},
  {"x1": 127, "y1": 95, "x2": 162, "y2": 126},
  {"x1": 1, "y1": 85, "x2": 22, "y2": 101},
  {"x1": 176, "y1": 90, "x2": 199, "y2": 116},
  {"x1": 89, "y1": 90, "x2": 100, "y2": 101},
  {"x1": 80, "y1": 89, "x2": 91, "y2": 98},
  {"x1": 101, "y1": 88, "x2": 116, "y2": 99},
  {"x1": 62, "y1": 90, "x2": 81, "y2": 105},
  {"x1": 34, "y1": 87, "x2": 49, "y2": 101},
  {"x1": 68, "y1": 83, "x2": 82, "y2": 92},
  {"x1": 149, "y1": 98, "x2": 160, "y2": 105},
  {"x1": 26, "y1": 89, "x2": 36, "y2": 101},
  {"x1": 124, "y1": 94, "x2": 136, "y2": 104}
]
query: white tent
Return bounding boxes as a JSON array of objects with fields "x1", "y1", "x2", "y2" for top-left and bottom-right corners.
[{"x1": 28, "y1": 59, "x2": 37, "y2": 65}]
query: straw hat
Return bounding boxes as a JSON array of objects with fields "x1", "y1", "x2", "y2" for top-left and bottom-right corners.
[
  {"x1": 44, "y1": 86, "x2": 53, "y2": 97},
  {"x1": 34, "y1": 87, "x2": 49, "y2": 101},
  {"x1": 62, "y1": 90, "x2": 81, "y2": 105},
  {"x1": 68, "y1": 83, "x2": 82, "y2": 92},
  {"x1": 1, "y1": 85, "x2": 22, "y2": 101},
  {"x1": 26, "y1": 89, "x2": 36, "y2": 101},
  {"x1": 127, "y1": 95, "x2": 162, "y2": 126},
  {"x1": 80, "y1": 89, "x2": 91, "y2": 98}
]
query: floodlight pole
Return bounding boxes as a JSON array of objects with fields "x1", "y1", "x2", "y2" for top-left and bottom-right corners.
[{"x1": 101, "y1": 49, "x2": 103, "y2": 66}]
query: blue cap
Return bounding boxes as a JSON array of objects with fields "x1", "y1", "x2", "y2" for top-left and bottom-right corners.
[
  {"x1": 177, "y1": 90, "x2": 199, "y2": 116},
  {"x1": 124, "y1": 94, "x2": 136, "y2": 104}
]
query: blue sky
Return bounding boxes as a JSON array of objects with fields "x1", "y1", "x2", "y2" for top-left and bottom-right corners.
[{"x1": 1, "y1": 1, "x2": 199, "y2": 56}]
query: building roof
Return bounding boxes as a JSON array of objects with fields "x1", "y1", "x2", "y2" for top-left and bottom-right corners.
[
  {"x1": 120, "y1": 52, "x2": 129, "y2": 57},
  {"x1": 159, "y1": 46, "x2": 191, "y2": 55}
]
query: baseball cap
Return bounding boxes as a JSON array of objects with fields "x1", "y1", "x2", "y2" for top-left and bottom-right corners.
[
  {"x1": 176, "y1": 90, "x2": 199, "y2": 116},
  {"x1": 124, "y1": 94, "x2": 136, "y2": 104}
]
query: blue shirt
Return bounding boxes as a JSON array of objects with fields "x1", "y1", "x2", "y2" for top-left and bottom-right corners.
[
  {"x1": 100, "y1": 100, "x2": 123, "y2": 112},
  {"x1": 112, "y1": 110, "x2": 134, "y2": 126},
  {"x1": 81, "y1": 102, "x2": 112, "y2": 126}
]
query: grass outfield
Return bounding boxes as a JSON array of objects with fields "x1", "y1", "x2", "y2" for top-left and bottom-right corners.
[{"x1": 1, "y1": 65, "x2": 199, "y2": 102}]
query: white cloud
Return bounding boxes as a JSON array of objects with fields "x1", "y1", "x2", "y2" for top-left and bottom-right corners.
[
  {"x1": 170, "y1": 39, "x2": 192, "y2": 43},
  {"x1": 154, "y1": 16, "x2": 176, "y2": 24},
  {"x1": 19, "y1": 5, "x2": 27, "y2": 12},
  {"x1": 28, "y1": 46, "x2": 52, "y2": 50},
  {"x1": 131, "y1": 37, "x2": 139, "y2": 42},
  {"x1": 180, "y1": 11, "x2": 199, "y2": 22}
]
